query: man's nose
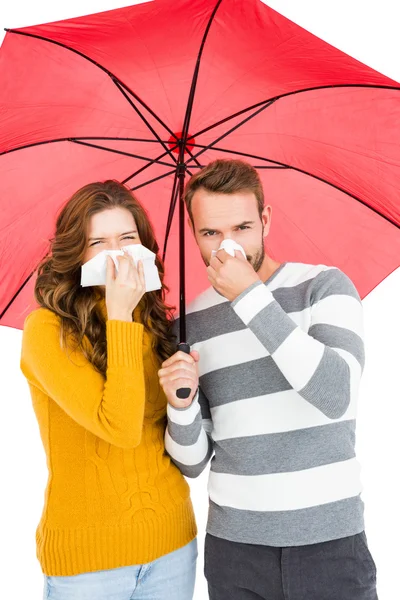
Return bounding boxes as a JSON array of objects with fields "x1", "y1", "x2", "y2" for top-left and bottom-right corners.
[{"x1": 223, "y1": 234, "x2": 235, "y2": 242}]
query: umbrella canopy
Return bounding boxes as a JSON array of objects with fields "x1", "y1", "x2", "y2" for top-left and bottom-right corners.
[{"x1": 1, "y1": 0, "x2": 400, "y2": 332}]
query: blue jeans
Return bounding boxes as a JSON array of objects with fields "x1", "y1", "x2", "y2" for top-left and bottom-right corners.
[{"x1": 43, "y1": 539, "x2": 197, "y2": 600}]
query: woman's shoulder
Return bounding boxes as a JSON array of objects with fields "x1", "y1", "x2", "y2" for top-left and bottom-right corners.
[
  {"x1": 24, "y1": 306, "x2": 60, "y2": 325},
  {"x1": 21, "y1": 308, "x2": 65, "y2": 372},
  {"x1": 23, "y1": 307, "x2": 61, "y2": 339}
]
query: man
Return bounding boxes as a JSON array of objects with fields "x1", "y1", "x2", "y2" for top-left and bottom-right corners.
[{"x1": 158, "y1": 159, "x2": 377, "y2": 600}]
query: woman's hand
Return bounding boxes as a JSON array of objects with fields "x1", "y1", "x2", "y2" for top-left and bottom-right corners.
[
  {"x1": 106, "y1": 251, "x2": 145, "y2": 322},
  {"x1": 159, "y1": 350, "x2": 200, "y2": 408}
]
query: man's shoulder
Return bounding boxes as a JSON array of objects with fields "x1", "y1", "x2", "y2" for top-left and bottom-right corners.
[
  {"x1": 187, "y1": 286, "x2": 228, "y2": 316},
  {"x1": 281, "y1": 261, "x2": 353, "y2": 285},
  {"x1": 279, "y1": 261, "x2": 335, "y2": 284},
  {"x1": 176, "y1": 287, "x2": 232, "y2": 346},
  {"x1": 184, "y1": 263, "x2": 345, "y2": 310},
  {"x1": 284, "y1": 262, "x2": 360, "y2": 302},
  {"x1": 173, "y1": 286, "x2": 227, "y2": 332}
]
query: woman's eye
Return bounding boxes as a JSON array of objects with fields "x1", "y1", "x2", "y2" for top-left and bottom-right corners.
[
  {"x1": 89, "y1": 241, "x2": 102, "y2": 247},
  {"x1": 123, "y1": 236, "x2": 136, "y2": 240}
]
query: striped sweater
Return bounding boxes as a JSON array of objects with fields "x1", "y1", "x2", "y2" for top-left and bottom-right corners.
[{"x1": 165, "y1": 262, "x2": 366, "y2": 547}]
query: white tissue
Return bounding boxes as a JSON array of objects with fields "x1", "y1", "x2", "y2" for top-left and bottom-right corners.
[
  {"x1": 211, "y1": 238, "x2": 247, "y2": 259},
  {"x1": 81, "y1": 244, "x2": 161, "y2": 292}
]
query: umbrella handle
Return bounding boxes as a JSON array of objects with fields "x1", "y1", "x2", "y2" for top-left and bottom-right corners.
[{"x1": 176, "y1": 342, "x2": 192, "y2": 400}]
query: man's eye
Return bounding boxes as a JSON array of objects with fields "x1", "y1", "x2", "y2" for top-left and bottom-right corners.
[
  {"x1": 204, "y1": 231, "x2": 216, "y2": 237},
  {"x1": 238, "y1": 226, "x2": 250, "y2": 231}
]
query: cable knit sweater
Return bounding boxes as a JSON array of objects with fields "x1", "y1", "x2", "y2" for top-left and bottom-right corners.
[{"x1": 20, "y1": 299, "x2": 196, "y2": 576}]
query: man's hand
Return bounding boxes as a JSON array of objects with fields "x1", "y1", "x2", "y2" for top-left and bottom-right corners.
[
  {"x1": 207, "y1": 249, "x2": 260, "y2": 301},
  {"x1": 159, "y1": 350, "x2": 200, "y2": 408}
]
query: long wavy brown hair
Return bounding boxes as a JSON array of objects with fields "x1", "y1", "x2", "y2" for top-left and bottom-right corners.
[{"x1": 35, "y1": 180, "x2": 176, "y2": 375}]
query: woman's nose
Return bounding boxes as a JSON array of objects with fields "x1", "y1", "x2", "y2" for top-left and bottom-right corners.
[{"x1": 108, "y1": 241, "x2": 121, "y2": 251}]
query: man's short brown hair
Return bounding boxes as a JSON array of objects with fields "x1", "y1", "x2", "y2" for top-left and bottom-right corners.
[{"x1": 184, "y1": 159, "x2": 264, "y2": 225}]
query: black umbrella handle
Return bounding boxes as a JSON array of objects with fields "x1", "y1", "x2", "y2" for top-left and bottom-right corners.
[{"x1": 176, "y1": 342, "x2": 191, "y2": 399}]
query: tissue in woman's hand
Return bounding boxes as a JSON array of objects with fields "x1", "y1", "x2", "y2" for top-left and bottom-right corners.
[
  {"x1": 81, "y1": 244, "x2": 161, "y2": 291},
  {"x1": 211, "y1": 238, "x2": 247, "y2": 259}
]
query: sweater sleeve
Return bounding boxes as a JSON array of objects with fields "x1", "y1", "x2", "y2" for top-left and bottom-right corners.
[
  {"x1": 165, "y1": 387, "x2": 214, "y2": 478},
  {"x1": 20, "y1": 309, "x2": 146, "y2": 448},
  {"x1": 231, "y1": 268, "x2": 365, "y2": 419}
]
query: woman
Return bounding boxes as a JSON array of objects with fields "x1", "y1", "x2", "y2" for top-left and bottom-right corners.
[{"x1": 20, "y1": 180, "x2": 197, "y2": 600}]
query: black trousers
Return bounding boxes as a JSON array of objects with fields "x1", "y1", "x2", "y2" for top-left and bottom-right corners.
[{"x1": 205, "y1": 532, "x2": 378, "y2": 600}]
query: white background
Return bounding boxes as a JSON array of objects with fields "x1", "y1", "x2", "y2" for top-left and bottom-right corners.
[{"x1": 1, "y1": 1, "x2": 399, "y2": 598}]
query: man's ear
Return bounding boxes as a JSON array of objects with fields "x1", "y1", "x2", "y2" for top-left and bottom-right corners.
[{"x1": 262, "y1": 205, "x2": 272, "y2": 238}]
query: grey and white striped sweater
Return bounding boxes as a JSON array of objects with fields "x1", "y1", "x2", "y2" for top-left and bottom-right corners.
[{"x1": 166, "y1": 262, "x2": 366, "y2": 547}]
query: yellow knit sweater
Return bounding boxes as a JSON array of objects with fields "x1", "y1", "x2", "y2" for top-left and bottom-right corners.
[{"x1": 20, "y1": 300, "x2": 196, "y2": 576}]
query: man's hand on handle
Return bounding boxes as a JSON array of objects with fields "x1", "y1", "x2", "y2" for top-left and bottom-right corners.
[{"x1": 159, "y1": 350, "x2": 200, "y2": 408}]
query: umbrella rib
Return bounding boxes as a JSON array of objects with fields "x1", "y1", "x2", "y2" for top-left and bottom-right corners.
[
  {"x1": 0, "y1": 270, "x2": 35, "y2": 321},
  {"x1": 129, "y1": 168, "x2": 176, "y2": 191},
  {"x1": 0, "y1": 137, "x2": 74, "y2": 157},
  {"x1": 185, "y1": 99, "x2": 276, "y2": 164},
  {"x1": 111, "y1": 78, "x2": 178, "y2": 165},
  {"x1": 177, "y1": 0, "x2": 224, "y2": 170},
  {"x1": 280, "y1": 166, "x2": 400, "y2": 230},
  {"x1": 179, "y1": 0, "x2": 224, "y2": 153},
  {"x1": 121, "y1": 144, "x2": 194, "y2": 185},
  {"x1": 189, "y1": 164, "x2": 287, "y2": 169},
  {"x1": 0, "y1": 136, "x2": 172, "y2": 157},
  {"x1": 77, "y1": 136, "x2": 169, "y2": 143},
  {"x1": 192, "y1": 83, "x2": 400, "y2": 139},
  {"x1": 1, "y1": 135, "x2": 187, "y2": 185},
  {"x1": 183, "y1": 146, "x2": 203, "y2": 169},
  {"x1": 5, "y1": 28, "x2": 177, "y2": 143},
  {"x1": 252, "y1": 165, "x2": 289, "y2": 169},
  {"x1": 189, "y1": 143, "x2": 288, "y2": 167},
  {"x1": 122, "y1": 153, "x2": 171, "y2": 185},
  {"x1": 70, "y1": 139, "x2": 175, "y2": 167},
  {"x1": 191, "y1": 143, "x2": 400, "y2": 230}
]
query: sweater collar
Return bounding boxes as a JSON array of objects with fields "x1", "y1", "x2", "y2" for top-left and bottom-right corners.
[{"x1": 95, "y1": 296, "x2": 143, "y2": 322}]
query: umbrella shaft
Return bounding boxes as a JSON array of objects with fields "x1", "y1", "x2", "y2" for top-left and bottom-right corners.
[{"x1": 178, "y1": 166, "x2": 187, "y2": 343}]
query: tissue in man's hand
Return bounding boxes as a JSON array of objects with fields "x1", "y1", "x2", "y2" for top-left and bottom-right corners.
[
  {"x1": 211, "y1": 238, "x2": 247, "y2": 259},
  {"x1": 81, "y1": 244, "x2": 161, "y2": 291}
]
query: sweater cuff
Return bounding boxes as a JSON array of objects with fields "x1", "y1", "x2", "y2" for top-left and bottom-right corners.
[
  {"x1": 106, "y1": 320, "x2": 144, "y2": 370},
  {"x1": 231, "y1": 280, "x2": 275, "y2": 325},
  {"x1": 167, "y1": 390, "x2": 200, "y2": 425}
]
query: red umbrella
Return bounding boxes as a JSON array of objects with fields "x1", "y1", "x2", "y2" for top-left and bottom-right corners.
[{"x1": 1, "y1": 0, "x2": 400, "y2": 338}]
